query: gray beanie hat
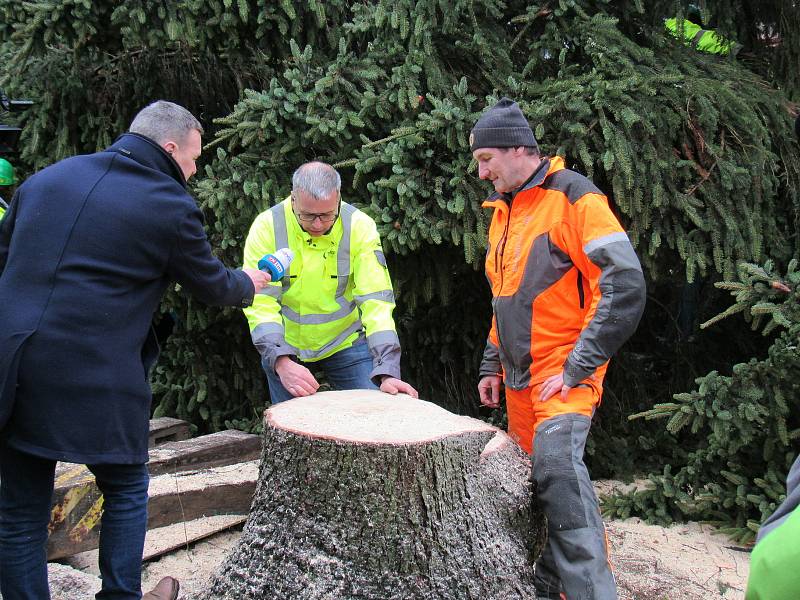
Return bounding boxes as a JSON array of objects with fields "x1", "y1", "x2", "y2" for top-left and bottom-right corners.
[{"x1": 470, "y1": 97, "x2": 538, "y2": 152}]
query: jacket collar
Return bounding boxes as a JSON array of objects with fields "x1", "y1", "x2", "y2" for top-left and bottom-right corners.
[
  {"x1": 502, "y1": 156, "x2": 551, "y2": 202},
  {"x1": 105, "y1": 132, "x2": 188, "y2": 189}
]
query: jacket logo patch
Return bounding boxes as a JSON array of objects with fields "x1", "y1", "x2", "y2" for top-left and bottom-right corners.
[{"x1": 544, "y1": 424, "x2": 562, "y2": 435}]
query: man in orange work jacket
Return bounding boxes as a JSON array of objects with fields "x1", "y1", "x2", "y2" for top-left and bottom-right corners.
[{"x1": 471, "y1": 98, "x2": 646, "y2": 600}]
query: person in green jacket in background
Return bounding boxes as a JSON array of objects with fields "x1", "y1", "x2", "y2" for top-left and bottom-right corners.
[
  {"x1": 664, "y1": 4, "x2": 740, "y2": 56},
  {"x1": 0, "y1": 158, "x2": 14, "y2": 219}
]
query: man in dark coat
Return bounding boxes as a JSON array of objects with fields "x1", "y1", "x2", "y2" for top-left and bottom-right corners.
[{"x1": 0, "y1": 100, "x2": 269, "y2": 600}]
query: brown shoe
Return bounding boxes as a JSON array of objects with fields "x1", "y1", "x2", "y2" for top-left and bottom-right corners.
[{"x1": 142, "y1": 576, "x2": 180, "y2": 600}]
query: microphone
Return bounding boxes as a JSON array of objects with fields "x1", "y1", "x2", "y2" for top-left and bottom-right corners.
[{"x1": 258, "y1": 248, "x2": 294, "y2": 281}]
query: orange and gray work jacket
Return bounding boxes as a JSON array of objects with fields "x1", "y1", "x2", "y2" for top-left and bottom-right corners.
[
  {"x1": 243, "y1": 198, "x2": 401, "y2": 384},
  {"x1": 479, "y1": 156, "x2": 646, "y2": 390}
]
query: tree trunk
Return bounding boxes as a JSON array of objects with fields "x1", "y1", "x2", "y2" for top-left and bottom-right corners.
[{"x1": 194, "y1": 390, "x2": 545, "y2": 600}]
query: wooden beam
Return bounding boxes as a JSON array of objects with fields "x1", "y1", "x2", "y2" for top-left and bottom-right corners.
[
  {"x1": 141, "y1": 514, "x2": 246, "y2": 561},
  {"x1": 147, "y1": 430, "x2": 262, "y2": 476},
  {"x1": 47, "y1": 428, "x2": 261, "y2": 560},
  {"x1": 47, "y1": 461, "x2": 258, "y2": 560},
  {"x1": 148, "y1": 417, "x2": 191, "y2": 447},
  {"x1": 52, "y1": 429, "x2": 259, "y2": 491}
]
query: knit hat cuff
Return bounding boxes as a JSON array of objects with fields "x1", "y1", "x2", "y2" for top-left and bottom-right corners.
[{"x1": 470, "y1": 126, "x2": 538, "y2": 152}]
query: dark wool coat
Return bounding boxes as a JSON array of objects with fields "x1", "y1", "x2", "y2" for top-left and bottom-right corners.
[{"x1": 0, "y1": 133, "x2": 253, "y2": 464}]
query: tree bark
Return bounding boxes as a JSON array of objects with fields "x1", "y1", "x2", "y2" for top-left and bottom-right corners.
[{"x1": 195, "y1": 390, "x2": 545, "y2": 600}]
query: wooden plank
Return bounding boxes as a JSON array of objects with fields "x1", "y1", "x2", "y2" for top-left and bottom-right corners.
[
  {"x1": 147, "y1": 430, "x2": 262, "y2": 476},
  {"x1": 53, "y1": 429, "x2": 260, "y2": 490},
  {"x1": 47, "y1": 461, "x2": 258, "y2": 560},
  {"x1": 142, "y1": 514, "x2": 247, "y2": 561},
  {"x1": 148, "y1": 417, "x2": 191, "y2": 447},
  {"x1": 47, "y1": 429, "x2": 261, "y2": 559}
]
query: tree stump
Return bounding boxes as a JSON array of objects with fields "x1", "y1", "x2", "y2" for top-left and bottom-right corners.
[{"x1": 195, "y1": 390, "x2": 545, "y2": 600}]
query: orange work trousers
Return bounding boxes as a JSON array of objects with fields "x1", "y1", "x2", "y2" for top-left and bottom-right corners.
[{"x1": 505, "y1": 381, "x2": 602, "y2": 455}]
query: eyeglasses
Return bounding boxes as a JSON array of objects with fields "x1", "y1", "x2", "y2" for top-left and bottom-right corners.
[{"x1": 291, "y1": 194, "x2": 340, "y2": 224}]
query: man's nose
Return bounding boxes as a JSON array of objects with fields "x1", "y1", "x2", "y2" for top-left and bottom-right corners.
[{"x1": 478, "y1": 163, "x2": 489, "y2": 179}]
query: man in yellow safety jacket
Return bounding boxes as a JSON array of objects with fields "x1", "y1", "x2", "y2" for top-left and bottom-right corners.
[{"x1": 243, "y1": 161, "x2": 418, "y2": 403}]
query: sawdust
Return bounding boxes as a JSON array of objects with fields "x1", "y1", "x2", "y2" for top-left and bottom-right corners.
[
  {"x1": 53, "y1": 481, "x2": 749, "y2": 600},
  {"x1": 52, "y1": 512, "x2": 750, "y2": 600},
  {"x1": 609, "y1": 519, "x2": 749, "y2": 599},
  {"x1": 136, "y1": 512, "x2": 749, "y2": 600}
]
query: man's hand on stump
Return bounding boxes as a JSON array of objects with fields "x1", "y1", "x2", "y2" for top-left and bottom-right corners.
[
  {"x1": 380, "y1": 376, "x2": 419, "y2": 398},
  {"x1": 276, "y1": 356, "x2": 319, "y2": 397}
]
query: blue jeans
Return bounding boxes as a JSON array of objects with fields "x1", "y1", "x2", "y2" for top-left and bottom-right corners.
[
  {"x1": 265, "y1": 338, "x2": 378, "y2": 404},
  {"x1": 0, "y1": 444, "x2": 149, "y2": 600}
]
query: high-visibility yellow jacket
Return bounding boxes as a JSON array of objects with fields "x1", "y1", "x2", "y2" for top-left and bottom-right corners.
[
  {"x1": 243, "y1": 197, "x2": 401, "y2": 383},
  {"x1": 664, "y1": 18, "x2": 739, "y2": 56}
]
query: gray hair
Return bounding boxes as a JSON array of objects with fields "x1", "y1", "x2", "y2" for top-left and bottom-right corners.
[
  {"x1": 129, "y1": 100, "x2": 204, "y2": 145},
  {"x1": 291, "y1": 162, "x2": 341, "y2": 199}
]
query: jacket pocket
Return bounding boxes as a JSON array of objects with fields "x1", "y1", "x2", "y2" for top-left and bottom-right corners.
[{"x1": 576, "y1": 271, "x2": 585, "y2": 309}]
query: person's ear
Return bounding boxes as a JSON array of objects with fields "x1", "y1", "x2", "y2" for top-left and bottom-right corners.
[{"x1": 162, "y1": 141, "x2": 177, "y2": 155}]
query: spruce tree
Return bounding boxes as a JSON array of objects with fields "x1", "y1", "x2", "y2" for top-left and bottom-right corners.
[
  {"x1": 1, "y1": 1, "x2": 798, "y2": 523},
  {"x1": 604, "y1": 261, "x2": 800, "y2": 542}
]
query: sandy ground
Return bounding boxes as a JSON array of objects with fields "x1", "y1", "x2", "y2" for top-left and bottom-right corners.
[
  {"x1": 608, "y1": 519, "x2": 748, "y2": 599},
  {"x1": 135, "y1": 519, "x2": 749, "y2": 600},
  {"x1": 54, "y1": 480, "x2": 750, "y2": 600}
]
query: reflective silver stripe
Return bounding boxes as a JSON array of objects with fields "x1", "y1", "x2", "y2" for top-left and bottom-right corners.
[
  {"x1": 251, "y1": 320, "x2": 299, "y2": 371},
  {"x1": 336, "y1": 203, "x2": 357, "y2": 298},
  {"x1": 282, "y1": 301, "x2": 357, "y2": 324},
  {"x1": 374, "y1": 249, "x2": 387, "y2": 267},
  {"x1": 251, "y1": 321, "x2": 284, "y2": 343},
  {"x1": 354, "y1": 290, "x2": 395, "y2": 305},
  {"x1": 252, "y1": 321, "x2": 290, "y2": 355},
  {"x1": 366, "y1": 329, "x2": 399, "y2": 347},
  {"x1": 257, "y1": 285, "x2": 283, "y2": 299},
  {"x1": 252, "y1": 321, "x2": 283, "y2": 335},
  {"x1": 297, "y1": 319, "x2": 363, "y2": 360},
  {"x1": 269, "y1": 203, "x2": 290, "y2": 294},
  {"x1": 583, "y1": 231, "x2": 629, "y2": 256}
]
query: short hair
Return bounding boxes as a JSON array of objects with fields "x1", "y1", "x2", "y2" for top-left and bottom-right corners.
[
  {"x1": 129, "y1": 101, "x2": 203, "y2": 145},
  {"x1": 291, "y1": 162, "x2": 341, "y2": 200}
]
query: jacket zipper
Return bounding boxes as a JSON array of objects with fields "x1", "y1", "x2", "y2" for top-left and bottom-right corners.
[
  {"x1": 493, "y1": 202, "x2": 519, "y2": 387},
  {"x1": 577, "y1": 271, "x2": 585, "y2": 309}
]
